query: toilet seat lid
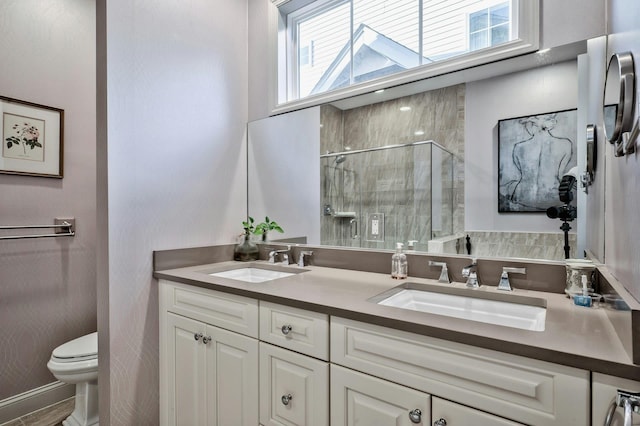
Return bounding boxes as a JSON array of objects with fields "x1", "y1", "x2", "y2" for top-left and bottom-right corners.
[{"x1": 52, "y1": 332, "x2": 97, "y2": 360}]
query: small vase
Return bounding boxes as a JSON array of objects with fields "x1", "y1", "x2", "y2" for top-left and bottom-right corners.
[{"x1": 234, "y1": 233, "x2": 259, "y2": 261}]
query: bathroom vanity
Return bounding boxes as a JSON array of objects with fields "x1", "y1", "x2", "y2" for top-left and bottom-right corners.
[{"x1": 154, "y1": 250, "x2": 640, "y2": 426}]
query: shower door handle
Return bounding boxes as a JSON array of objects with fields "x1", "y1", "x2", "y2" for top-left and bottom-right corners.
[{"x1": 350, "y1": 218, "x2": 358, "y2": 239}]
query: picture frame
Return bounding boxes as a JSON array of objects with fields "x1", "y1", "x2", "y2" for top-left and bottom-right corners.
[
  {"x1": 1, "y1": 96, "x2": 64, "y2": 178},
  {"x1": 498, "y1": 108, "x2": 577, "y2": 213}
]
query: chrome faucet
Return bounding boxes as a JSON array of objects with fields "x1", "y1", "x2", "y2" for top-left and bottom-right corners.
[
  {"x1": 298, "y1": 250, "x2": 313, "y2": 267},
  {"x1": 498, "y1": 267, "x2": 526, "y2": 291},
  {"x1": 462, "y1": 259, "x2": 480, "y2": 288},
  {"x1": 268, "y1": 245, "x2": 291, "y2": 264},
  {"x1": 428, "y1": 260, "x2": 450, "y2": 284}
]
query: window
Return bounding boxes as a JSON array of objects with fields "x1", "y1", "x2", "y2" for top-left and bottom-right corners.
[
  {"x1": 276, "y1": 0, "x2": 537, "y2": 106},
  {"x1": 469, "y1": 2, "x2": 511, "y2": 51}
]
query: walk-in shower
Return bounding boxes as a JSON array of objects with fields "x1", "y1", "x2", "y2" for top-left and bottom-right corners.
[{"x1": 320, "y1": 141, "x2": 454, "y2": 251}]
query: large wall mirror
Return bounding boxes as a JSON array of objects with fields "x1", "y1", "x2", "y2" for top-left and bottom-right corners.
[{"x1": 249, "y1": 39, "x2": 598, "y2": 262}]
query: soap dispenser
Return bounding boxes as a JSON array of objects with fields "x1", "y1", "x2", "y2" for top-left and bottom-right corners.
[{"x1": 391, "y1": 242, "x2": 408, "y2": 279}]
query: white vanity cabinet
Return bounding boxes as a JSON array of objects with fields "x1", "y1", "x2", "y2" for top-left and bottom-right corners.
[
  {"x1": 431, "y1": 397, "x2": 524, "y2": 426},
  {"x1": 331, "y1": 317, "x2": 590, "y2": 426},
  {"x1": 259, "y1": 302, "x2": 329, "y2": 426},
  {"x1": 331, "y1": 364, "x2": 431, "y2": 426},
  {"x1": 259, "y1": 342, "x2": 329, "y2": 426},
  {"x1": 592, "y1": 373, "x2": 640, "y2": 426},
  {"x1": 159, "y1": 280, "x2": 259, "y2": 426}
]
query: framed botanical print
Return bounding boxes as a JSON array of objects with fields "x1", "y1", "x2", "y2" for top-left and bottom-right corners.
[{"x1": 1, "y1": 96, "x2": 64, "y2": 178}]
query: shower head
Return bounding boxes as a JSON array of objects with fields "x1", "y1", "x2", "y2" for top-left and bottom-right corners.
[{"x1": 334, "y1": 154, "x2": 346, "y2": 164}]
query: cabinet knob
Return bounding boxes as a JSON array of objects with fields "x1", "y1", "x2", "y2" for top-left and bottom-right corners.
[
  {"x1": 434, "y1": 418, "x2": 447, "y2": 426},
  {"x1": 202, "y1": 335, "x2": 212, "y2": 344},
  {"x1": 408, "y1": 408, "x2": 422, "y2": 423},
  {"x1": 281, "y1": 394, "x2": 293, "y2": 406},
  {"x1": 194, "y1": 332, "x2": 203, "y2": 341},
  {"x1": 281, "y1": 324, "x2": 293, "y2": 335}
]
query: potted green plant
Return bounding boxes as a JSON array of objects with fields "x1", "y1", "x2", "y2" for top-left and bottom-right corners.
[
  {"x1": 254, "y1": 216, "x2": 284, "y2": 242},
  {"x1": 234, "y1": 217, "x2": 260, "y2": 261}
]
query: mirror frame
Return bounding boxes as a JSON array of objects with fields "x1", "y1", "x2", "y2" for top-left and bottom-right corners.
[{"x1": 603, "y1": 52, "x2": 636, "y2": 145}]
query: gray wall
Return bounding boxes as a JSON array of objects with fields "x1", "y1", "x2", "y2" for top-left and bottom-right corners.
[
  {"x1": 97, "y1": 0, "x2": 248, "y2": 424},
  {"x1": 0, "y1": 0, "x2": 96, "y2": 401},
  {"x1": 602, "y1": 0, "x2": 640, "y2": 300}
]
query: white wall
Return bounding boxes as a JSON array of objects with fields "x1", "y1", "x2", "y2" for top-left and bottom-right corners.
[
  {"x1": 97, "y1": 0, "x2": 248, "y2": 423},
  {"x1": 603, "y1": 0, "x2": 640, "y2": 301},
  {"x1": 0, "y1": 0, "x2": 96, "y2": 403},
  {"x1": 465, "y1": 60, "x2": 578, "y2": 232}
]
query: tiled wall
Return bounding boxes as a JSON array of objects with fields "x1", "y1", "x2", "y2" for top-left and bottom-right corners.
[{"x1": 320, "y1": 85, "x2": 465, "y2": 250}]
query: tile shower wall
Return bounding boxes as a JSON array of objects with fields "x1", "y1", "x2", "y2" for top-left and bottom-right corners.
[
  {"x1": 0, "y1": 0, "x2": 96, "y2": 402},
  {"x1": 320, "y1": 86, "x2": 464, "y2": 251}
]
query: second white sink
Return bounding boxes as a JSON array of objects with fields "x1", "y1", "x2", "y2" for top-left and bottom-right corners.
[
  {"x1": 375, "y1": 285, "x2": 546, "y2": 332},
  {"x1": 209, "y1": 267, "x2": 295, "y2": 283}
]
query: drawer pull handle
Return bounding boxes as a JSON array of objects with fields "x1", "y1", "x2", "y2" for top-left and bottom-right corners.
[
  {"x1": 281, "y1": 324, "x2": 293, "y2": 335},
  {"x1": 408, "y1": 409, "x2": 422, "y2": 423},
  {"x1": 202, "y1": 335, "x2": 212, "y2": 344},
  {"x1": 434, "y1": 418, "x2": 447, "y2": 426},
  {"x1": 194, "y1": 332, "x2": 203, "y2": 341},
  {"x1": 281, "y1": 394, "x2": 293, "y2": 406}
]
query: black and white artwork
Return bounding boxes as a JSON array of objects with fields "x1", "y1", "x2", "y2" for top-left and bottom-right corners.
[{"x1": 498, "y1": 109, "x2": 577, "y2": 213}]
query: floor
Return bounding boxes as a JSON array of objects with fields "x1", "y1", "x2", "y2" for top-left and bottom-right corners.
[{"x1": 2, "y1": 398, "x2": 74, "y2": 426}]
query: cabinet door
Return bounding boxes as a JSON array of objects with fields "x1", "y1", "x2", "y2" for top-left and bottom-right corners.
[
  {"x1": 331, "y1": 364, "x2": 431, "y2": 426},
  {"x1": 259, "y1": 342, "x2": 329, "y2": 426},
  {"x1": 432, "y1": 397, "x2": 524, "y2": 426},
  {"x1": 205, "y1": 324, "x2": 259, "y2": 426},
  {"x1": 164, "y1": 313, "x2": 207, "y2": 426},
  {"x1": 592, "y1": 373, "x2": 640, "y2": 426}
]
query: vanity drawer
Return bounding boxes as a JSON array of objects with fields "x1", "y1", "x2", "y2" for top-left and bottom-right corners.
[
  {"x1": 159, "y1": 280, "x2": 258, "y2": 338},
  {"x1": 331, "y1": 317, "x2": 589, "y2": 426},
  {"x1": 331, "y1": 364, "x2": 431, "y2": 426},
  {"x1": 259, "y1": 342, "x2": 329, "y2": 426},
  {"x1": 432, "y1": 397, "x2": 524, "y2": 426},
  {"x1": 259, "y1": 301, "x2": 329, "y2": 360}
]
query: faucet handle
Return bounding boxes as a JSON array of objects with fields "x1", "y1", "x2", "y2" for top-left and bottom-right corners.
[
  {"x1": 498, "y1": 267, "x2": 526, "y2": 291},
  {"x1": 428, "y1": 261, "x2": 450, "y2": 284},
  {"x1": 268, "y1": 250, "x2": 277, "y2": 263},
  {"x1": 298, "y1": 250, "x2": 313, "y2": 267}
]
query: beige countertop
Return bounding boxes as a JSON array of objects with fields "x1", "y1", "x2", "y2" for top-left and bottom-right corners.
[{"x1": 154, "y1": 260, "x2": 640, "y2": 380}]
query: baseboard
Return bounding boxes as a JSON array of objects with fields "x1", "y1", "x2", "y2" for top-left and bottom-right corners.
[{"x1": 0, "y1": 381, "x2": 75, "y2": 425}]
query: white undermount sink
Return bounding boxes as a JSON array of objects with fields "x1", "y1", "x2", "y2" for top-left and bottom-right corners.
[
  {"x1": 374, "y1": 283, "x2": 546, "y2": 331},
  {"x1": 208, "y1": 267, "x2": 296, "y2": 283}
]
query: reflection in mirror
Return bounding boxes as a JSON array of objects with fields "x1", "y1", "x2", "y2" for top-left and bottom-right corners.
[
  {"x1": 248, "y1": 48, "x2": 591, "y2": 262},
  {"x1": 321, "y1": 141, "x2": 454, "y2": 251},
  {"x1": 603, "y1": 52, "x2": 636, "y2": 145}
]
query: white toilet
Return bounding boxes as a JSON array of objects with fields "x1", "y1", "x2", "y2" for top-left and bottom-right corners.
[{"x1": 47, "y1": 332, "x2": 98, "y2": 426}]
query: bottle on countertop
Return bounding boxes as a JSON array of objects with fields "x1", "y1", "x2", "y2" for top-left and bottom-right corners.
[
  {"x1": 573, "y1": 274, "x2": 593, "y2": 307},
  {"x1": 391, "y1": 242, "x2": 408, "y2": 279}
]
